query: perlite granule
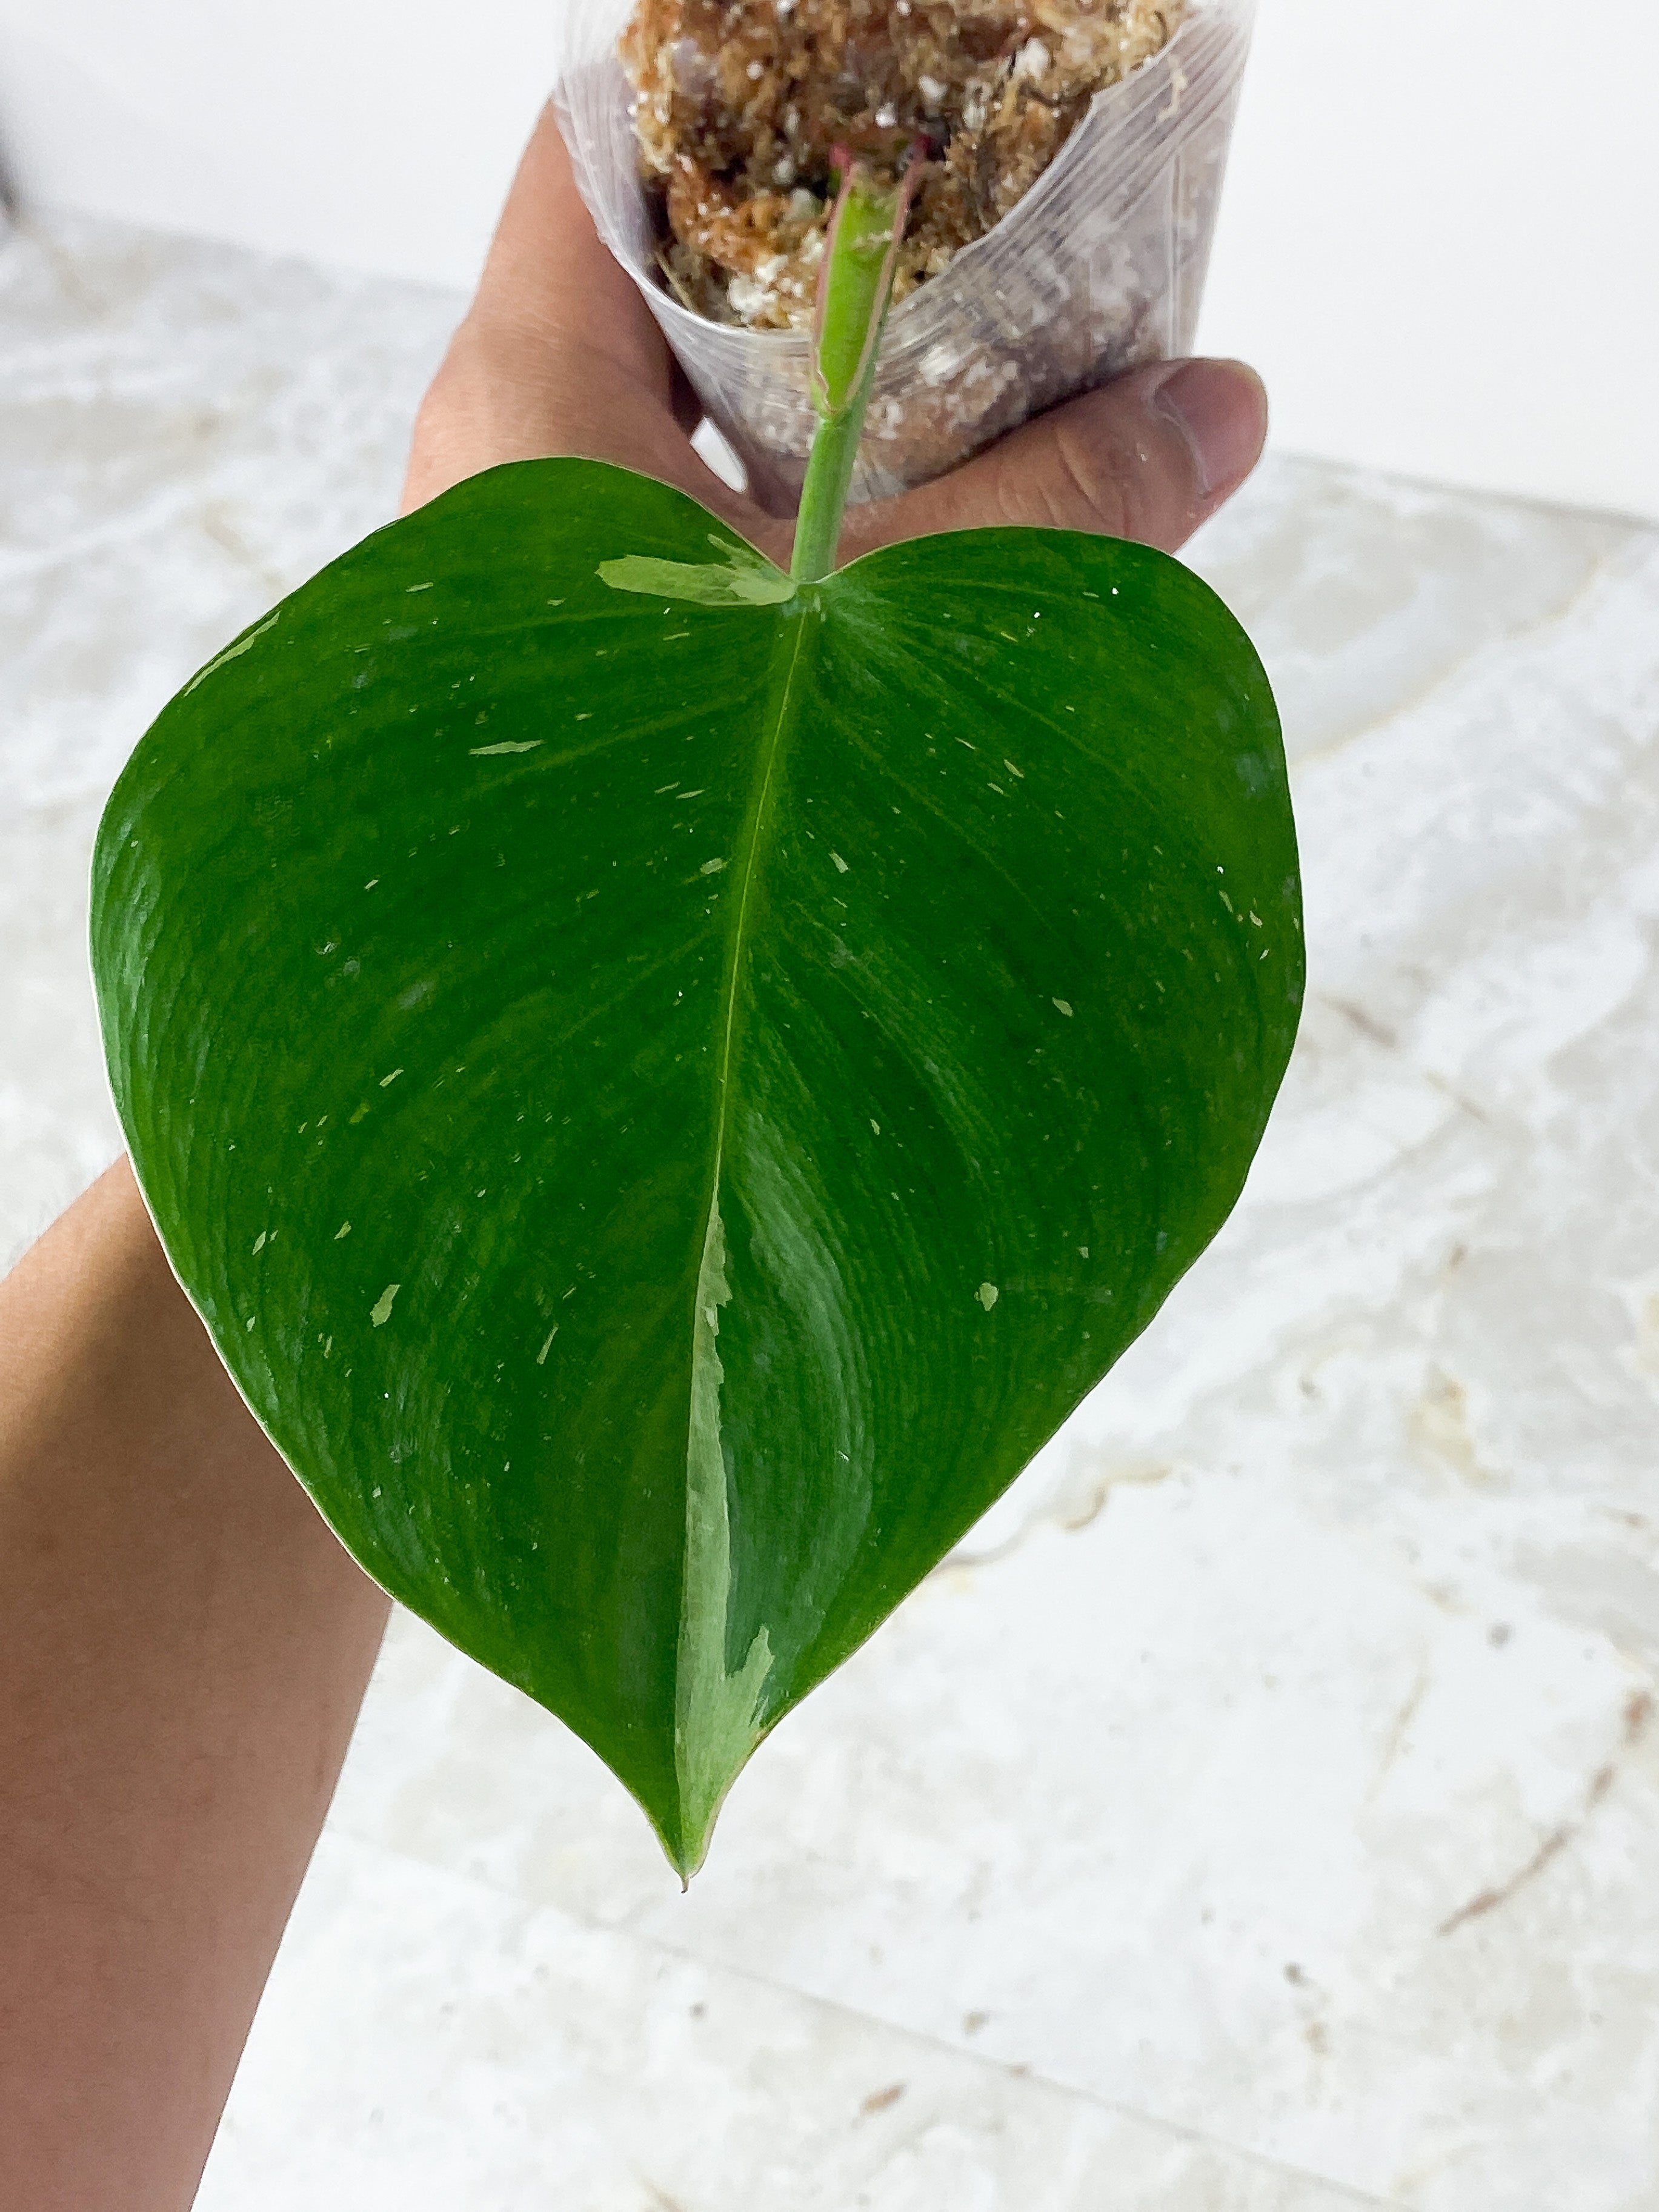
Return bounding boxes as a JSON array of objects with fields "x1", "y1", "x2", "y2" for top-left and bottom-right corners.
[{"x1": 623, "y1": 0, "x2": 1185, "y2": 329}]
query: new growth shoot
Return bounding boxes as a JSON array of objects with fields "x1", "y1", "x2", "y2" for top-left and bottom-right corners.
[{"x1": 789, "y1": 147, "x2": 922, "y2": 586}]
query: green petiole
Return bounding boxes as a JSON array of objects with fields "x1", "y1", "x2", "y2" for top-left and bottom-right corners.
[{"x1": 789, "y1": 151, "x2": 920, "y2": 586}]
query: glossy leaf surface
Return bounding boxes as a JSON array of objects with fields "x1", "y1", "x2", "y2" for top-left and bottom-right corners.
[{"x1": 91, "y1": 459, "x2": 1301, "y2": 1874}]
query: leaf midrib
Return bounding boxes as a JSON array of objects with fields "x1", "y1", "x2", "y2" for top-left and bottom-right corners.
[
  {"x1": 671, "y1": 596, "x2": 819, "y2": 1872},
  {"x1": 711, "y1": 599, "x2": 817, "y2": 1125}
]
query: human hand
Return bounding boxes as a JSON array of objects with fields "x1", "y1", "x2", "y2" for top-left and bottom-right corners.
[{"x1": 403, "y1": 106, "x2": 1268, "y2": 563}]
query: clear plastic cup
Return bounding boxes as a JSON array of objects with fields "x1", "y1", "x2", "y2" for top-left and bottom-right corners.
[{"x1": 555, "y1": 0, "x2": 1254, "y2": 513}]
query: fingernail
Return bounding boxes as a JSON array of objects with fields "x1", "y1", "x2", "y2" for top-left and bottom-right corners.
[{"x1": 1152, "y1": 359, "x2": 1268, "y2": 499}]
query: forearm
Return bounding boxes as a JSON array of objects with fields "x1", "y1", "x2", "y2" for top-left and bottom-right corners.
[{"x1": 0, "y1": 1160, "x2": 389, "y2": 2212}]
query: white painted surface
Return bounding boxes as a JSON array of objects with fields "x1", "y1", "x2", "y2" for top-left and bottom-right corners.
[
  {"x1": 0, "y1": 0, "x2": 560, "y2": 290},
  {"x1": 1, "y1": 0, "x2": 1654, "y2": 517},
  {"x1": 5, "y1": 210, "x2": 1659, "y2": 2210},
  {"x1": 1197, "y1": 0, "x2": 1659, "y2": 520}
]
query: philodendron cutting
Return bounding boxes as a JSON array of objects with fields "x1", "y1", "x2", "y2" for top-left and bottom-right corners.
[{"x1": 91, "y1": 158, "x2": 1302, "y2": 1880}]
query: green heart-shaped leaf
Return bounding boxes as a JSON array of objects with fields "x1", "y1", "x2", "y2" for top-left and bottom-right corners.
[{"x1": 91, "y1": 459, "x2": 1301, "y2": 1875}]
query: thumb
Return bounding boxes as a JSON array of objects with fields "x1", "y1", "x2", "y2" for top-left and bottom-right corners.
[{"x1": 839, "y1": 358, "x2": 1268, "y2": 562}]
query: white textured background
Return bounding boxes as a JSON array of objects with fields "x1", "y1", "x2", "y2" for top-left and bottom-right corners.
[
  {"x1": 1, "y1": 0, "x2": 1655, "y2": 519},
  {"x1": 5, "y1": 210, "x2": 1659, "y2": 2207},
  {"x1": 5, "y1": 3, "x2": 1659, "y2": 2202}
]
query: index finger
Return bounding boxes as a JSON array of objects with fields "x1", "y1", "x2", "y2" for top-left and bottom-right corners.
[{"x1": 468, "y1": 104, "x2": 676, "y2": 408}]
